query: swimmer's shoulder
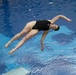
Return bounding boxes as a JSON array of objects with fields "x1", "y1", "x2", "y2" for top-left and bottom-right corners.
[
  {"x1": 48, "y1": 20, "x2": 52, "y2": 22},
  {"x1": 48, "y1": 20, "x2": 54, "y2": 24}
]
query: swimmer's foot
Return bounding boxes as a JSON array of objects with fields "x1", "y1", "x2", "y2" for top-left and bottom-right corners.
[
  {"x1": 9, "y1": 49, "x2": 15, "y2": 54},
  {"x1": 5, "y1": 43, "x2": 9, "y2": 48},
  {"x1": 5, "y1": 42, "x2": 11, "y2": 48}
]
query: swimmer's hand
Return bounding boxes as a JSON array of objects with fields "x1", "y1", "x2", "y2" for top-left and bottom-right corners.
[
  {"x1": 41, "y1": 47, "x2": 44, "y2": 51},
  {"x1": 67, "y1": 18, "x2": 72, "y2": 22}
]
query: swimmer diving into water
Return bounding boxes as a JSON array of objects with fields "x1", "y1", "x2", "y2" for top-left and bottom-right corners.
[{"x1": 5, "y1": 15, "x2": 71, "y2": 54}]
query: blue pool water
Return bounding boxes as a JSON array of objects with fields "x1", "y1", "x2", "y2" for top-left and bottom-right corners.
[{"x1": 0, "y1": 0, "x2": 76, "y2": 75}]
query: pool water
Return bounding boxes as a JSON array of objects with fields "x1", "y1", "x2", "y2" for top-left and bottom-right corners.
[{"x1": 0, "y1": 0, "x2": 76, "y2": 75}]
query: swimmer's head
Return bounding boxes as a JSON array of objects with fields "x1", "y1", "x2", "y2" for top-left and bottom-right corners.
[{"x1": 50, "y1": 24, "x2": 60, "y2": 31}]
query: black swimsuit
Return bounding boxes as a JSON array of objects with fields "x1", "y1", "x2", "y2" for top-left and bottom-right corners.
[{"x1": 32, "y1": 20, "x2": 51, "y2": 31}]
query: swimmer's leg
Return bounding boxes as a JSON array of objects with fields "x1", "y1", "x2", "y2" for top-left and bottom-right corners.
[
  {"x1": 5, "y1": 27, "x2": 31, "y2": 48},
  {"x1": 9, "y1": 30, "x2": 39, "y2": 54}
]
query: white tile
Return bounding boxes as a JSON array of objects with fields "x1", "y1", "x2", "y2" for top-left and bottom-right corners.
[{"x1": 2, "y1": 67, "x2": 30, "y2": 75}]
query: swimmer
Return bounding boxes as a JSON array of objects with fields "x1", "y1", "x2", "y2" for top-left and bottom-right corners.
[{"x1": 5, "y1": 15, "x2": 71, "y2": 54}]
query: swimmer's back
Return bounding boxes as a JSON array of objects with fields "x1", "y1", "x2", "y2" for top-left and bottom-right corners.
[{"x1": 32, "y1": 20, "x2": 51, "y2": 31}]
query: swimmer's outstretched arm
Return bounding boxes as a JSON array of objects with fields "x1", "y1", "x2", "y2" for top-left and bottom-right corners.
[
  {"x1": 41, "y1": 30, "x2": 49, "y2": 51},
  {"x1": 51, "y1": 15, "x2": 72, "y2": 23}
]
